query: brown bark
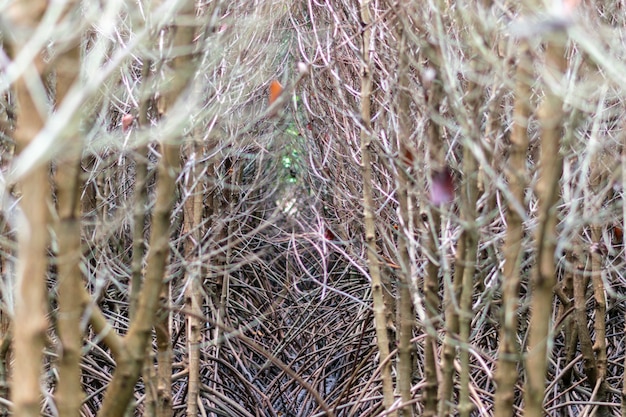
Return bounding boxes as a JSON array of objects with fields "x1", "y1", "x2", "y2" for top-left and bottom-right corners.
[
  {"x1": 573, "y1": 261, "x2": 597, "y2": 385},
  {"x1": 6, "y1": 3, "x2": 50, "y2": 417},
  {"x1": 130, "y1": 58, "x2": 153, "y2": 320},
  {"x1": 53, "y1": 4, "x2": 84, "y2": 415},
  {"x1": 589, "y1": 150, "x2": 608, "y2": 414},
  {"x1": 558, "y1": 252, "x2": 576, "y2": 385},
  {"x1": 183, "y1": 143, "x2": 204, "y2": 416},
  {"x1": 439, "y1": 234, "x2": 463, "y2": 417},
  {"x1": 524, "y1": 39, "x2": 567, "y2": 417},
  {"x1": 394, "y1": 10, "x2": 416, "y2": 416},
  {"x1": 493, "y1": 39, "x2": 532, "y2": 417},
  {"x1": 458, "y1": 145, "x2": 479, "y2": 417},
  {"x1": 155, "y1": 287, "x2": 173, "y2": 417},
  {"x1": 456, "y1": 23, "x2": 484, "y2": 417},
  {"x1": 422, "y1": 44, "x2": 444, "y2": 417},
  {"x1": 359, "y1": 0, "x2": 396, "y2": 414},
  {"x1": 131, "y1": 58, "x2": 158, "y2": 415}
]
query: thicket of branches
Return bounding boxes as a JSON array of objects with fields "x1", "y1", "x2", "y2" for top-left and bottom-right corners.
[{"x1": 1, "y1": 1, "x2": 626, "y2": 416}]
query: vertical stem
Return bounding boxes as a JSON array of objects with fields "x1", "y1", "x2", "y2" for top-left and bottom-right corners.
[
  {"x1": 53, "y1": 4, "x2": 84, "y2": 416},
  {"x1": 423, "y1": 214, "x2": 440, "y2": 417},
  {"x1": 589, "y1": 148, "x2": 608, "y2": 411},
  {"x1": 359, "y1": 0, "x2": 396, "y2": 414},
  {"x1": 493, "y1": 39, "x2": 531, "y2": 417},
  {"x1": 155, "y1": 283, "x2": 173, "y2": 417},
  {"x1": 6, "y1": 3, "x2": 49, "y2": 417},
  {"x1": 456, "y1": 18, "x2": 485, "y2": 414},
  {"x1": 130, "y1": 58, "x2": 153, "y2": 320},
  {"x1": 133, "y1": 58, "x2": 157, "y2": 415},
  {"x1": 395, "y1": 9, "x2": 416, "y2": 416},
  {"x1": 524, "y1": 39, "x2": 566, "y2": 417},
  {"x1": 422, "y1": 42, "x2": 444, "y2": 417},
  {"x1": 458, "y1": 147, "x2": 478, "y2": 417},
  {"x1": 184, "y1": 145, "x2": 203, "y2": 416},
  {"x1": 573, "y1": 260, "x2": 597, "y2": 384},
  {"x1": 559, "y1": 252, "x2": 576, "y2": 385},
  {"x1": 439, "y1": 234, "x2": 463, "y2": 417}
]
